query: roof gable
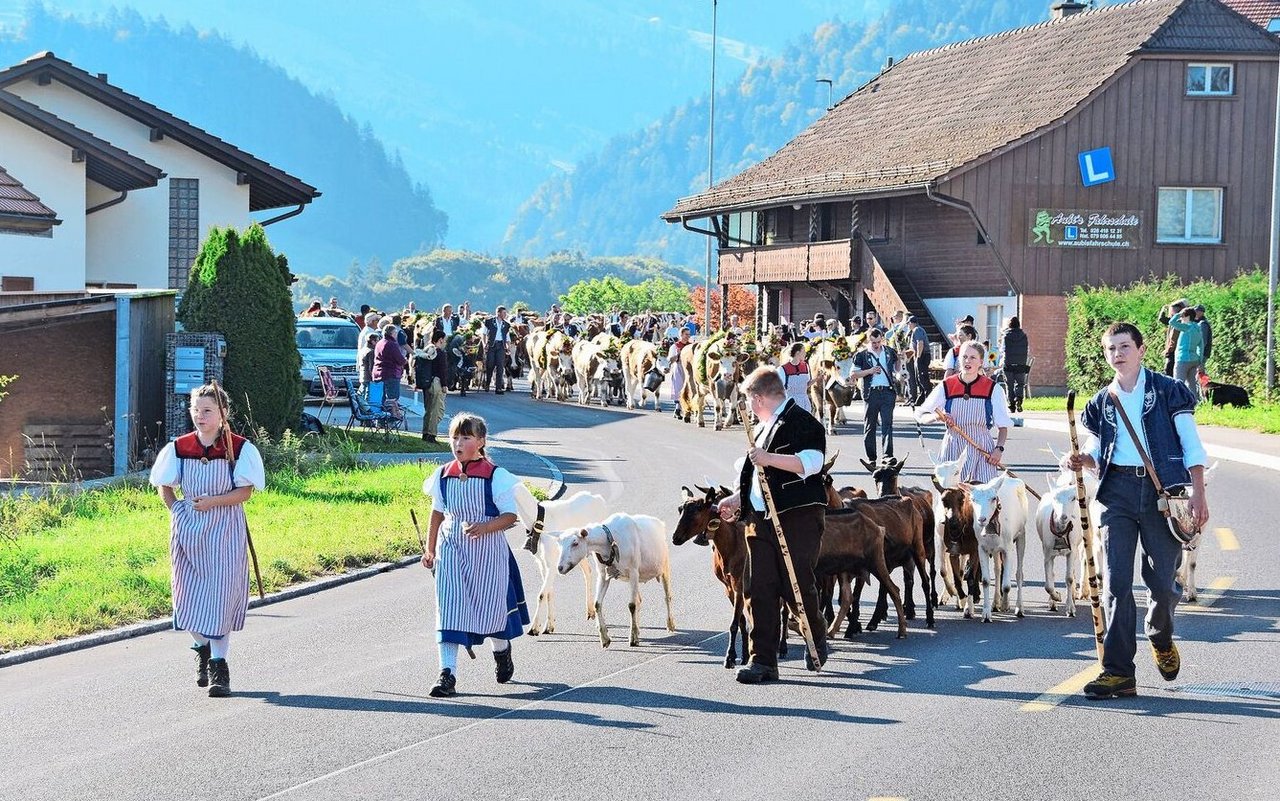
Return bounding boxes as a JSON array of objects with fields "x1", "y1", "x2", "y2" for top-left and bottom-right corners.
[
  {"x1": 0, "y1": 89, "x2": 163, "y2": 192},
  {"x1": 665, "y1": 0, "x2": 1279, "y2": 221},
  {"x1": 1215, "y1": 0, "x2": 1280, "y2": 28},
  {"x1": 0, "y1": 164, "x2": 60, "y2": 233},
  {"x1": 0, "y1": 52, "x2": 320, "y2": 212}
]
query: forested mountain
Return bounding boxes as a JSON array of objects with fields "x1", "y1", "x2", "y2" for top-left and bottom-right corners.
[
  {"x1": 292, "y1": 250, "x2": 700, "y2": 315},
  {"x1": 502, "y1": 1, "x2": 1048, "y2": 270},
  {"x1": 0, "y1": 3, "x2": 447, "y2": 275}
]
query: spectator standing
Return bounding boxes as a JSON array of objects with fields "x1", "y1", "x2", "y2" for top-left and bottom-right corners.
[
  {"x1": 356, "y1": 312, "x2": 380, "y2": 393},
  {"x1": 1195, "y1": 306, "x2": 1212, "y2": 365},
  {"x1": 850, "y1": 327, "x2": 898, "y2": 464},
  {"x1": 373, "y1": 323, "x2": 408, "y2": 402},
  {"x1": 1159, "y1": 298, "x2": 1189, "y2": 376},
  {"x1": 1164, "y1": 305, "x2": 1204, "y2": 402},
  {"x1": 907, "y1": 316, "x2": 932, "y2": 404},
  {"x1": 998, "y1": 316, "x2": 1031, "y2": 413},
  {"x1": 300, "y1": 300, "x2": 323, "y2": 318},
  {"x1": 413, "y1": 331, "x2": 449, "y2": 442},
  {"x1": 667, "y1": 327, "x2": 693, "y2": 418},
  {"x1": 483, "y1": 306, "x2": 513, "y2": 394},
  {"x1": 360, "y1": 331, "x2": 380, "y2": 392},
  {"x1": 682, "y1": 314, "x2": 700, "y2": 338}
]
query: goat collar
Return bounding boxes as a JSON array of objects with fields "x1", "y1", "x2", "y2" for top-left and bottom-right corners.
[
  {"x1": 594, "y1": 523, "x2": 621, "y2": 568},
  {"x1": 523, "y1": 503, "x2": 546, "y2": 555}
]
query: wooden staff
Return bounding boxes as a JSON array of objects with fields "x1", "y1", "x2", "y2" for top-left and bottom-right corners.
[
  {"x1": 1067, "y1": 391, "x2": 1105, "y2": 665},
  {"x1": 737, "y1": 399, "x2": 823, "y2": 672},
  {"x1": 210, "y1": 380, "x2": 265, "y2": 600},
  {"x1": 410, "y1": 508, "x2": 432, "y2": 576},
  {"x1": 937, "y1": 416, "x2": 1041, "y2": 501}
]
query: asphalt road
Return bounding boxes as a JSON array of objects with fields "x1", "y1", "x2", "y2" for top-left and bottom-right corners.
[{"x1": 3, "y1": 381, "x2": 1278, "y2": 801}]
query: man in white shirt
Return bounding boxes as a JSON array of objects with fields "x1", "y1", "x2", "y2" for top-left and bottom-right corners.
[{"x1": 1064, "y1": 322, "x2": 1208, "y2": 701}]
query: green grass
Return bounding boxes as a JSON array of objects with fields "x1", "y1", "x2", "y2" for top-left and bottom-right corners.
[
  {"x1": 339, "y1": 429, "x2": 451, "y2": 454},
  {"x1": 0, "y1": 462, "x2": 445, "y2": 652},
  {"x1": 1022, "y1": 395, "x2": 1280, "y2": 434}
]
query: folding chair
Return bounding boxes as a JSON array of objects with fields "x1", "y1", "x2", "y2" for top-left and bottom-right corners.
[
  {"x1": 344, "y1": 377, "x2": 397, "y2": 438},
  {"x1": 368, "y1": 380, "x2": 409, "y2": 434},
  {"x1": 316, "y1": 366, "x2": 341, "y2": 424}
]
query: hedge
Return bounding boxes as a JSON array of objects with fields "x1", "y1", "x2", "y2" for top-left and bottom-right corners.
[{"x1": 1065, "y1": 269, "x2": 1270, "y2": 395}]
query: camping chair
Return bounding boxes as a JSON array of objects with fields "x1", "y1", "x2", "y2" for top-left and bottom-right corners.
[
  {"x1": 367, "y1": 380, "x2": 408, "y2": 435},
  {"x1": 316, "y1": 366, "x2": 341, "y2": 424},
  {"x1": 344, "y1": 377, "x2": 397, "y2": 438}
]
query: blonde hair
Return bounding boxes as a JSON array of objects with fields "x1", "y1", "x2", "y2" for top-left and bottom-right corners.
[
  {"x1": 189, "y1": 381, "x2": 230, "y2": 410},
  {"x1": 960, "y1": 341, "x2": 987, "y2": 361},
  {"x1": 448, "y1": 412, "x2": 489, "y2": 457}
]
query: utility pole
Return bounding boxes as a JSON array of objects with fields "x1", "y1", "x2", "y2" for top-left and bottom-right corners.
[{"x1": 704, "y1": 0, "x2": 717, "y2": 334}]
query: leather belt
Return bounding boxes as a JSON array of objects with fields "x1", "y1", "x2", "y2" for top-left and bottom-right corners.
[{"x1": 1109, "y1": 464, "x2": 1147, "y2": 477}]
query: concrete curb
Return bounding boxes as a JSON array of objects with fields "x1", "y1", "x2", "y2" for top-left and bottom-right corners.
[{"x1": 1, "y1": 441, "x2": 567, "y2": 670}]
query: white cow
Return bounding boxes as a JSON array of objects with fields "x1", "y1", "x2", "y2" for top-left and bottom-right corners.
[
  {"x1": 556, "y1": 513, "x2": 676, "y2": 648},
  {"x1": 524, "y1": 327, "x2": 549, "y2": 400},
  {"x1": 545, "y1": 331, "x2": 576, "y2": 401},
  {"x1": 572, "y1": 339, "x2": 617, "y2": 407},
  {"x1": 513, "y1": 484, "x2": 608, "y2": 635},
  {"x1": 929, "y1": 455, "x2": 965, "y2": 604},
  {"x1": 967, "y1": 475, "x2": 1030, "y2": 622},
  {"x1": 620, "y1": 339, "x2": 669, "y2": 411}
]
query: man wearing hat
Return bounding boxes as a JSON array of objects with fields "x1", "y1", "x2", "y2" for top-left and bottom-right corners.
[{"x1": 1159, "y1": 299, "x2": 1189, "y2": 376}]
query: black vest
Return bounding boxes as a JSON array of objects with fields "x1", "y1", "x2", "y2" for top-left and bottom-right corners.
[{"x1": 738, "y1": 399, "x2": 828, "y2": 514}]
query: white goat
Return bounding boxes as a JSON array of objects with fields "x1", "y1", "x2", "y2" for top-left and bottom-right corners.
[
  {"x1": 513, "y1": 485, "x2": 608, "y2": 635},
  {"x1": 1176, "y1": 462, "x2": 1218, "y2": 602},
  {"x1": 1034, "y1": 482, "x2": 1085, "y2": 616},
  {"x1": 556, "y1": 513, "x2": 676, "y2": 648},
  {"x1": 967, "y1": 475, "x2": 1030, "y2": 622},
  {"x1": 929, "y1": 455, "x2": 965, "y2": 604}
]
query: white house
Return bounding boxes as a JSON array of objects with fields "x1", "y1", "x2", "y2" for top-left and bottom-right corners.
[{"x1": 0, "y1": 51, "x2": 319, "y2": 293}]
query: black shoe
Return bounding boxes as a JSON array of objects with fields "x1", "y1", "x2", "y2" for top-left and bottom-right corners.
[
  {"x1": 193, "y1": 643, "x2": 210, "y2": 688},
  {"x1": 735, "y1": 662, "x2": 779, "y2": 684},
  {"x1": 495, "y1": 390, "x2": 505, "y2": 395},
  {"x1": 494, "y1": 646, "x2": 515, "y2": 684},
  {"x1": 804, "y1": 641, "x2": 831, "y2": 672},
  {"x1": 207, "y1": 658, "x2": 230, "y2": 698},
  {"x1": 430, "y1": 668, "x2": 457, "y2": 697},
  {"x1": 422, "y1": 433, "x2": 437, "y2": 442}
]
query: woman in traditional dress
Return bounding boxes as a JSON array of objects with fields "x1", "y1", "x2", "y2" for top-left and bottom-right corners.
[
  {"x1": 149, "y1": 382, "x2": 265, "y2": 698},
  {"x1": 915, "y1": 340, "x2": 1012, "y2": 483},
  {"x1": 667, "y1": 327, "x2": 692, "y2": 419},
  {"x1": 421, "y1": 413, "x2": 529, "y2": 698},
  {"x1": 777, "y1": 342, "x2": 813, "y2": 414}
]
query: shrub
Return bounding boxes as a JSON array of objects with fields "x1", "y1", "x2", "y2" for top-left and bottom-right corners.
[
  {"x1": 178, "y1": 225, "x2": 303, "y2": 438},
  {"x1": 1065, "y1": 270, "x2": 1269, "y2": 395}
]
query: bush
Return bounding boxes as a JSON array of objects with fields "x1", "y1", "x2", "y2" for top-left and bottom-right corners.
[
  {"x1": 178, "y1": 225, "x2": 303, "y2": 438},
  {"x1": 1065, "y1": 270, "x2": 1270, "y2": 395}
]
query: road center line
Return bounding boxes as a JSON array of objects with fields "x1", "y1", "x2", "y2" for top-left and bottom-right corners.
[
  {"x1": 254, "y1": 631, "x2": 728, "y2": 800},
  {"x1": 1196, "y1": 575, "x2": 1235, "y2": 608},
  {"x1": 1020, "y1": 665, "x2": 1097, "y2": 713},
  {"x1": 1214, "y1": 527, "x2": 1239, "y2": 551}
]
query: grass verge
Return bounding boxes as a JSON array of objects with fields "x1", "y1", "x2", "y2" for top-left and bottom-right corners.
[
  {"x1": 1022, "y1": 395, "x2": 1280, "y2": 434},
  {"x1": 0, "y1": 462, "x2": 441, "y2": 652}
]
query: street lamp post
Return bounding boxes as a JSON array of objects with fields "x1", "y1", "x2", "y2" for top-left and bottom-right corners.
[
  {"x1": 816, "y1": 77, "x2": 833, "y2": 111},
  {"x1": 704, "y1": 0, "x2": 717, "y2": 334},
  {"x1": 1268, "y1": 51, "x2": 1280, "y2": 398}
]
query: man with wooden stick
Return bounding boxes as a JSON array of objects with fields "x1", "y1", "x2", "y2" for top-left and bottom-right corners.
[
  {"x1": 1064, "y1": 322, "x2": 1209, "y2": 700},
  {"x1": 716, "y1": 366, "x2": 829, "y2": 683}
]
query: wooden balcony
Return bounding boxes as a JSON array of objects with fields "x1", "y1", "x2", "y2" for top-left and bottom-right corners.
[{"x1": 717, "y1": 239, "x2": 852, "y2": 284}]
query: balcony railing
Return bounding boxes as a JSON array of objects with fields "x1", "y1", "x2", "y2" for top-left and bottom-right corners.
[{"x1": 717, "y1": 239, "x2": 852, "y2": 284}]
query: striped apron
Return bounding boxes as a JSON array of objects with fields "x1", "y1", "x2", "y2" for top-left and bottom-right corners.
[
  {"x1": 170, "y1": 457, "x2": 249, "y2": 637},
  {"x1": 940, "y1": 395, "x2": 1000, "y2": 484},
  {"x1": 435, "y1": 474, "x2": 528, "y2": 646}
]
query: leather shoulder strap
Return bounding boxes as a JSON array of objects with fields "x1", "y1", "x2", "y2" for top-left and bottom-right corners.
[{"x1": 1108, "y1": 389, "x2": 1165, "y2": 494}]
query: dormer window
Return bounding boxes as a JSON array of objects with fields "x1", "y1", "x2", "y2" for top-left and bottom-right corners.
[{"x1": 1186, "y1": 63, "x2": 1233, "y2": 96}]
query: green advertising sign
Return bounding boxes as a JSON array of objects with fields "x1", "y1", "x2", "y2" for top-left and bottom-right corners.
[{"x1": 1028, "y1": 209, "x2": 1142, "y2": 249}]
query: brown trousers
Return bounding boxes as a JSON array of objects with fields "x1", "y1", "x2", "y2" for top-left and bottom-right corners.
[{"x1": 744, "y1": 504, "x2": 827, "y2": 668}]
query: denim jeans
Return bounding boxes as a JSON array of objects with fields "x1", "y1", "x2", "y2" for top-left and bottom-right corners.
[
  {"x1": 862, "y1": 386, "x2": 896, "y2": 462},
  {"x1": 1097, "y1": 470, "x2": 1183, "y2": 678}
]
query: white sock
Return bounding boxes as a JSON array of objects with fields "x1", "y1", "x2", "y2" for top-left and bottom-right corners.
[
  {"x1": 189, "y1": 633, "x2": 210, "y2": 649},
  {"x1": 491, "y1": 638, "x2": 510, "y2": 653},
  {"x1": 209, "y1": 634, "x2": 230, "y2": 661},
  {"x1": 439, "y1": 642, "x2": 459, "y2": 673}
]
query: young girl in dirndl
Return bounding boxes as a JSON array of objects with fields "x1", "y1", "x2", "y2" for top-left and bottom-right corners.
[
  {"x1": 149, "y1": 383, "x2": 265, "y2": 698},
  {"x1": 421, "y1": 413, "x2": 529, "y2": 697},
  {"x1": 915, "y1": 340, "x2": 1013, "y2": 483}
]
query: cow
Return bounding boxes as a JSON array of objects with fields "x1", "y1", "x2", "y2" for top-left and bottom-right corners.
[
  {"x1": 683, "y1": 333, "x2": 737, "y2": 430},
  {"x1": 557, "y1": 513, "x2": 676, "y2": 648},
  {"x1": 620, "y1": 339, "x2": 669, "y2": 411},
  {"x1": 512, "y1": 485, "x2": 607, "y2": 635},
  {"x1": 525, "y1": 327, "x2": 550, "y2": 399},
  {"x1": 967, "y1": 475, "x2": 1030, "y2": 622},
  {"x1": 807, "y1": 337, "x2": 859, "y2": 436},
  {"x1": 544, "y1": 330, "x2": 576, "y2": 401}
]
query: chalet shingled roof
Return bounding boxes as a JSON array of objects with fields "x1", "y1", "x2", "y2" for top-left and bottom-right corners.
[
  {"x1": 0, "y1": 164, "x2": 59, "y2": 227},
  {"x1": 664, "y1": 0, "x2": 1280, "y2": 221},
  {"x1": 0, "y1": 89, "x2": 163, "y2": 193},
  {"x1": 1217, "y1": 0, "x2": 1280, "y2": 28},
  {"x1": 0, "y1": 52, "x2": 320, "y2": 212}
]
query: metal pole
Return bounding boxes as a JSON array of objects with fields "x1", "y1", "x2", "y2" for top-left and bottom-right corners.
[
  {"x1": 816, "y1": 77, "x2": 833, "y2": 110},
  {"x1": 704, "y1": 0, "x2": 717, "y2": 334},
  {"x1": 1268, "y1": 51, "x2": 1280, "y2": 398}
]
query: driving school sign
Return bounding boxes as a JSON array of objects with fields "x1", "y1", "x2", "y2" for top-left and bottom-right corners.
[{"x1": 1028, "y1": 209, "x2": 1142, "y2": 249}]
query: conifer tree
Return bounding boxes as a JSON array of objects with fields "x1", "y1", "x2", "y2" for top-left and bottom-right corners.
[{"x1": 178, "y1": 224, "x2": 303, "y2": 437}]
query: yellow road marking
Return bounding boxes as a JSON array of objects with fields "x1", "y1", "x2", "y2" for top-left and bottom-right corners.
[
  {"x1": 1196, "y1": 575, "x2": 1235, "y2": 608},
  {"x1": 1021, "y1": 664, "x2": 1098, "y2": 712},
  {"x1": 869, "y1": 797, "x2": 908, "y2": 801},
  {"x1": 1214, "y1": 527, "x2": 1239, "y2": 551}
]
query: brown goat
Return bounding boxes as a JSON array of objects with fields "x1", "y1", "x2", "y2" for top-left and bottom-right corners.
[
  {"x1": 816, "y1": 506, "x2": 907, "y2": 639},
  {"x1": 861, "y1": 455, "x2": 938, "y2": 629},
  {"x1": 934, "y1": 479, "x2": 981, "y2": 618},
  {"x1": 672, "y1": 485, "x2": 750, "y2": 668}
]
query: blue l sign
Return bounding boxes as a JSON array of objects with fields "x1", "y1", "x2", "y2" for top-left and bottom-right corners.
[{"x1": 1079, "y1": 147, "x2": 1115, "y2": 187}]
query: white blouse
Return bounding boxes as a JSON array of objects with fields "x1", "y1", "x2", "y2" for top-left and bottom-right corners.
[
  {"x1": 423, "y1": 464, "x2": 520, "y2": 516},
  {"x1": 149, "y1": 440, "x2": 267, "y2": 491},
  {"x1": 916, "y1": 381, "x2": 1014, "y2": 429}
]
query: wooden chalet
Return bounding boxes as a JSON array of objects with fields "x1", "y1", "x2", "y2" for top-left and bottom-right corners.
[{"x1": 663, "y1": 0, "x2": 1280, "y2": 390}]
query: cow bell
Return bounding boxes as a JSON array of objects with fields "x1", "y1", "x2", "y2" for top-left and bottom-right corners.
[{"x1": 643, "y1": 369, "x2": 664, "y2": 393}]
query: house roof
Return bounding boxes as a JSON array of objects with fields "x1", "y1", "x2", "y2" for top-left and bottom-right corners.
[
  {"x1": 664, "y1": 0, "x2": 1280, "y2": 221},
  {"x1": 0, "y1": 163, "x2": 60, "y2": 233},
  {"x1": 0, "y1": 89, "x2": 164, "y2": 193},
  {"x1": 0, "y1": 52, "x2": 320, "y2": 212},
  {"x1": 1218, "y1": 0, "x2": 1280, "y2": 27}
]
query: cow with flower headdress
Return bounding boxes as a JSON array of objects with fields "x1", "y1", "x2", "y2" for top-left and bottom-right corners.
[{"x1": 807, "y1": 334, "x2": 861, "y2": 435}]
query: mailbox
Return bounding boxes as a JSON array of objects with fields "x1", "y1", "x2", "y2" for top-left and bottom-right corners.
[{"x1": 164, "y1": 333, "x2": 226, "y2": 440}]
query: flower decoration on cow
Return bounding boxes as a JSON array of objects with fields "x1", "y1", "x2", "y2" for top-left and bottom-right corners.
[{"x1": 831, "y1": 336, "x2": 853, "y2": 362}]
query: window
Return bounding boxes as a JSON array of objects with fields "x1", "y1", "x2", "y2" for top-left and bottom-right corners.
[
  {"x1": 1157, "y1": 187, "x2": 1222, "y2": 244},
  {"x1": 2, "y1": 276, "x2": 35, "y2": 291},
  {"x1": 168, "y1": 177, "x2": 200, "y2": 291},
  {"x1": 1186, "y1": 63, "x2": 1233, "y2": 96},
  {"x1": 726, "y1": 211, "x2": 758, "y2": 246},
  {"x1": 979, "y1": 304, "x2": 1003, "y2": 354}
]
